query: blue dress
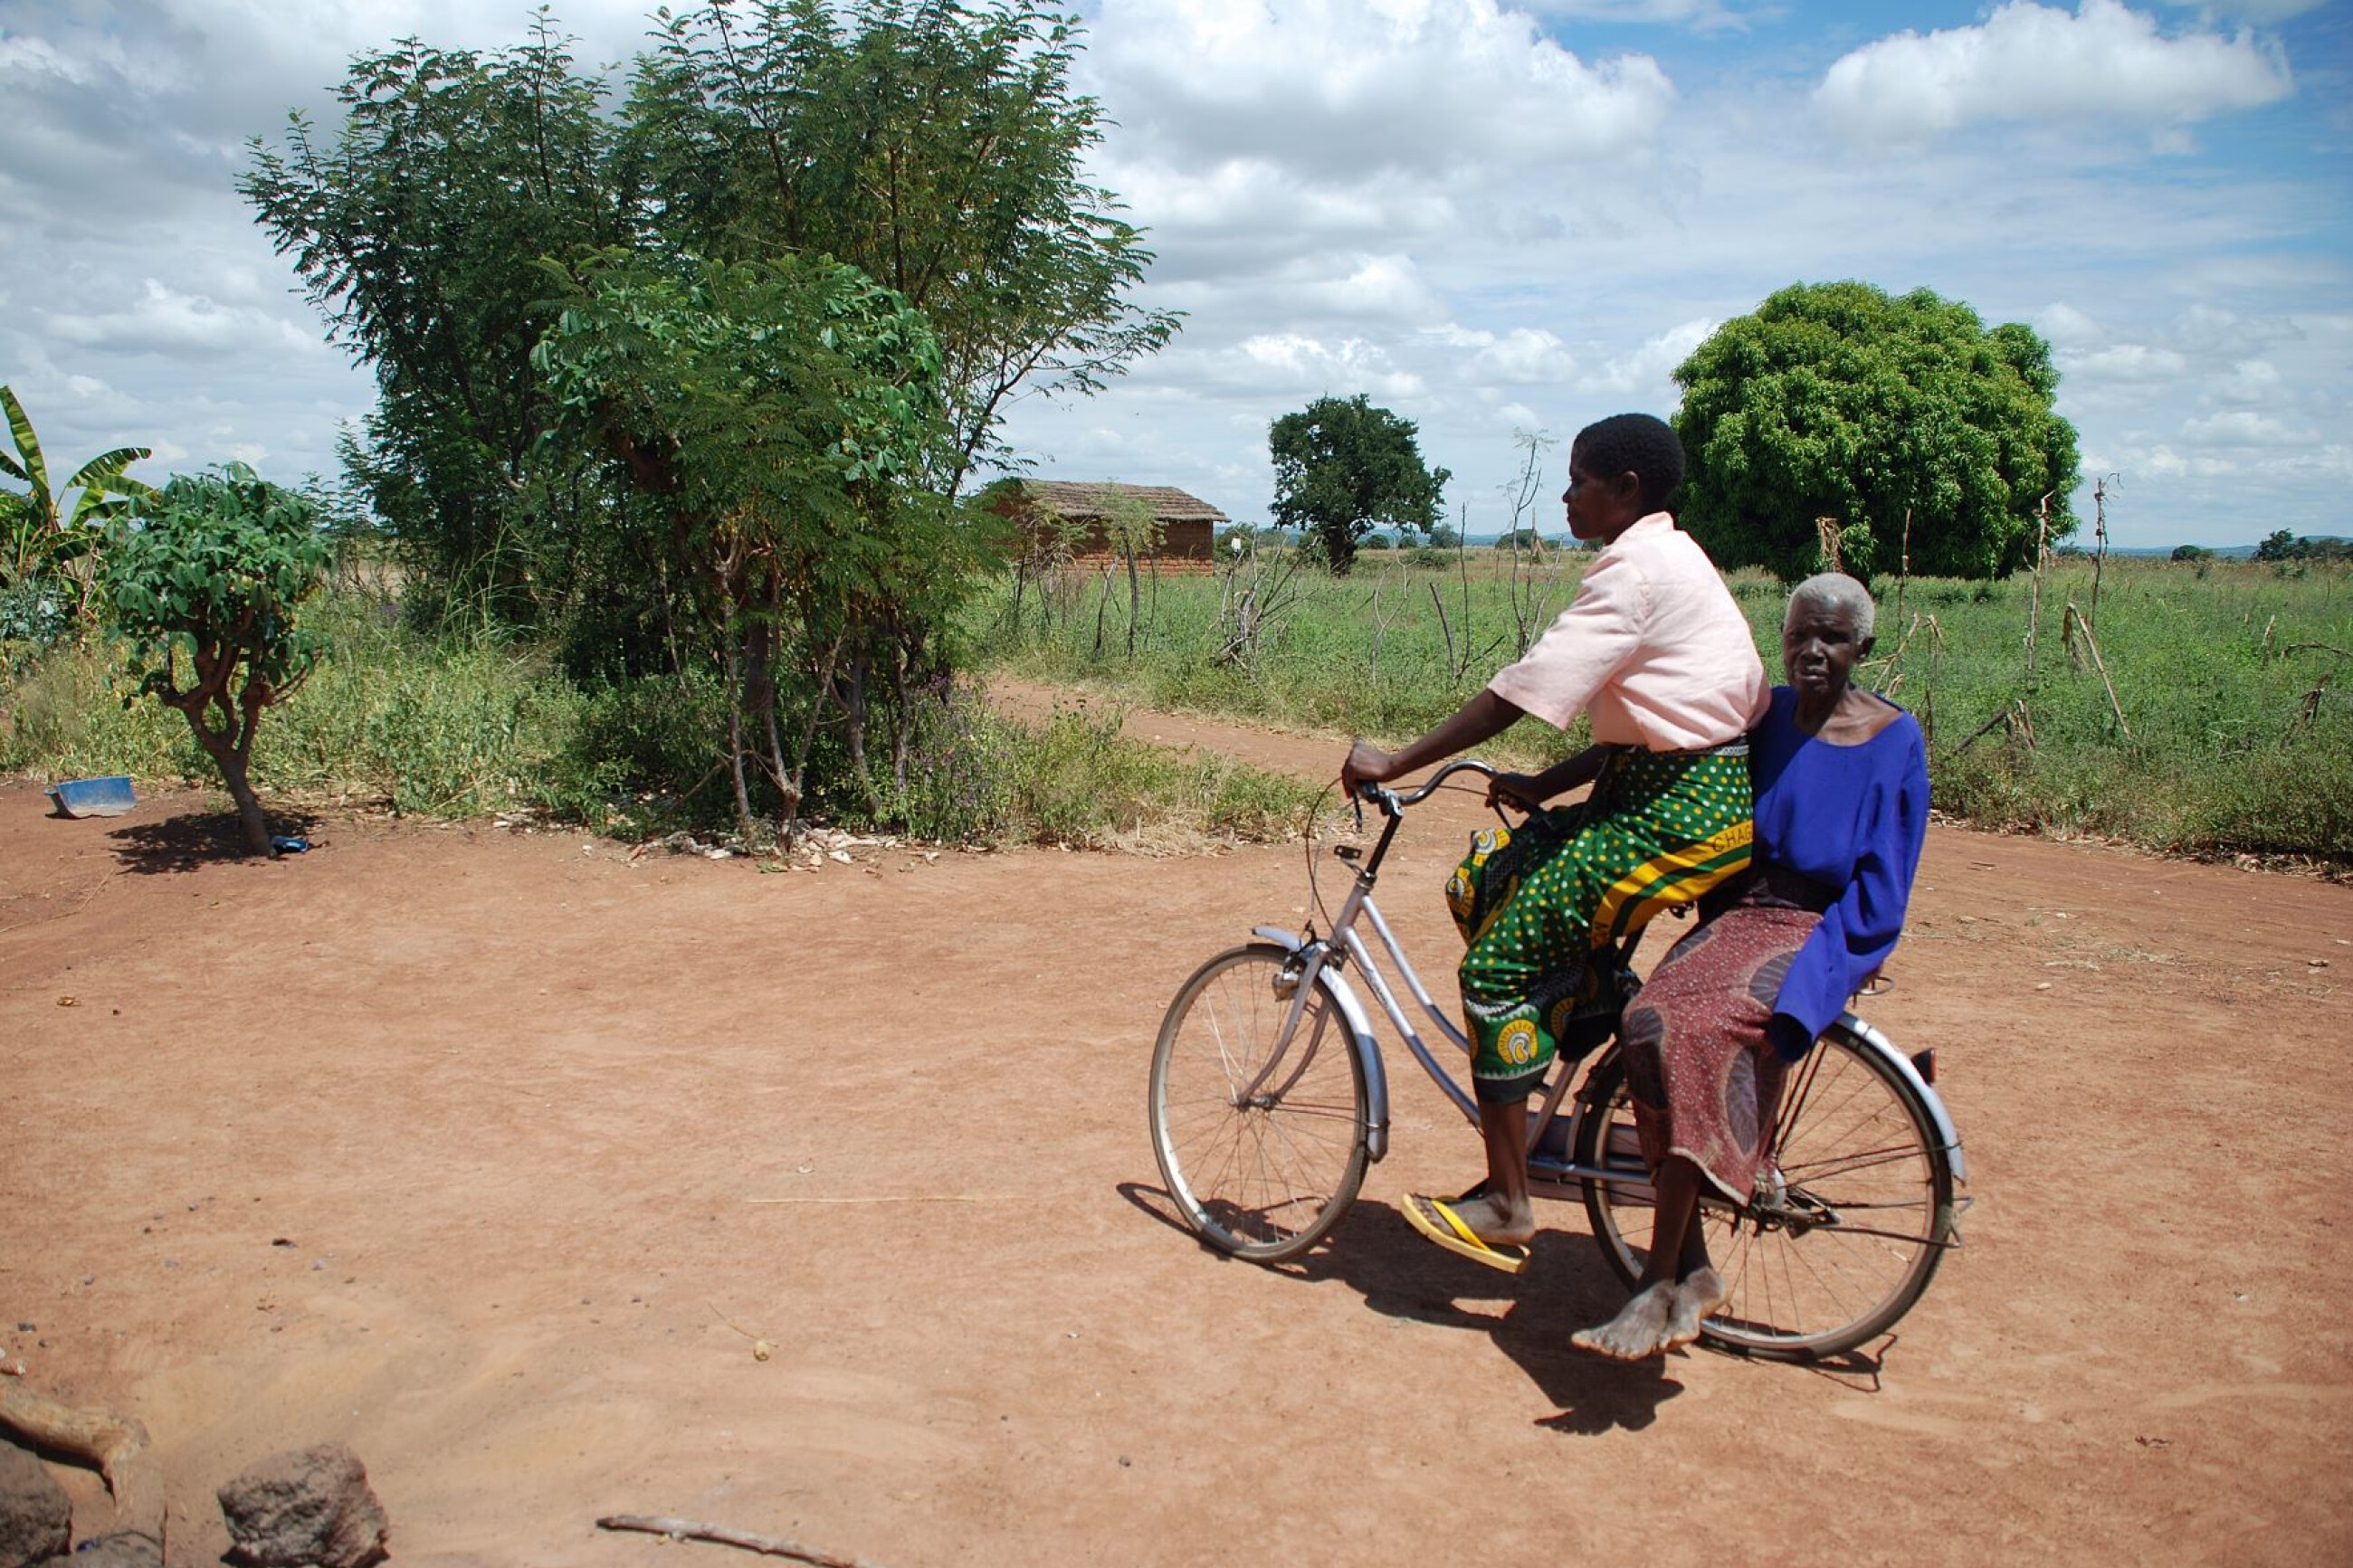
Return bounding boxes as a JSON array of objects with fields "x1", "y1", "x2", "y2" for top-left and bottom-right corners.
[{"x1": 1747, "y1": 686, "x2": 1931, "y2": 1051}]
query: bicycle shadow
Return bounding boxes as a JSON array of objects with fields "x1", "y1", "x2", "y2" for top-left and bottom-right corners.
[{"x1": 1117, "y1": 1181, "x2": 1686, "y2": 1432}]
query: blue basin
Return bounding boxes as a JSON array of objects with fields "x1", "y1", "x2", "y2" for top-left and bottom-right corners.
[{"x1": 45, "y1": 775, "x2": 137, "y2": 818}]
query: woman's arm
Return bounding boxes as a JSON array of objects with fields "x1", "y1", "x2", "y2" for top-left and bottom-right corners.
[
  {"x1": 1490, "y1": 744, "x2": 1612, "y2": 812},
  {"x1": 1770, "y1": 724, "x2": 1931, "y2": 1054},
  {"x1": 1341, "y1": 689, "x2": 1524, "y2": 797}
]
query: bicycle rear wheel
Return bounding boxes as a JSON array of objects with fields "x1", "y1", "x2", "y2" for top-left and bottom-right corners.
[
  {"x1": 1576, "y1": 1023, "x2": 1954, "y2": 1360},
  {"x1": 1149, "y1": 943, "x2": 1369, "y2": 1262}
]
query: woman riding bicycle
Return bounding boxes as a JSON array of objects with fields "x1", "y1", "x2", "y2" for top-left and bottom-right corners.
[
  {"x1": 1572, "y1": 571, "x2": 1930, "y2": 1359},
  {"x1": 1340, "y1": 413, "x2": 1766, "y2": 1274}
]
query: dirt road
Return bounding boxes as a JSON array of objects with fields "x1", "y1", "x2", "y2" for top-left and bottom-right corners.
[{"x1": 5, "y1": 692, "x2": 2349, "y2": 1565}]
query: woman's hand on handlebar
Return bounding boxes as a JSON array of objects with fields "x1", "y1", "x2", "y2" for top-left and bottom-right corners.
[
  {"x1": 1486, "y1": 771, "x2": 1546, "y2": 813},
  {"x1": 1340, "y1": 738, "x2": 1397, "y2": 801}
]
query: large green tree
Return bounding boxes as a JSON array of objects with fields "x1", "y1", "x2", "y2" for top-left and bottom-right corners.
[
  {"x1": 622, "y1": 0, "x2": 1180, "y2": 491},
  {"x1": 241, "y1": 19, "x2": 624, "y2": 613},
  {"x1": 1268, "y1": 394, "x2": 1451, "y2": 575},
  {"x1": 534, "y1": 250, "x2": 962, "y2": 838},
  {"x1": 1672, "y1": 280, "x2": 2080, "y2": 581},
  {"x1": 243, "y1": 1, "x2": 1176, "y2": 613},
  {"x1": 243, "y1": 1, "x2": 1176, "y2": 829}
]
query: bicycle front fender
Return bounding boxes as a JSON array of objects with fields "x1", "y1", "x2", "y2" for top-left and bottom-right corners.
[
  {"x1": 1836, "y1": 1012, "x2": 1968, "y2": 1187},
  {"x1": 1252, "y1": 926, "x2": 1391, "y2": 1162}
]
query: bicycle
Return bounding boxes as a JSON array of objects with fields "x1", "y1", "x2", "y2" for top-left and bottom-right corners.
[{"x1": 1146, "y1": 757, "x2": 1968, "y2": 1361}]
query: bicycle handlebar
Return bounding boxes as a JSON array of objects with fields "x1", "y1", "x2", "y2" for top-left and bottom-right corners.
[{"x1": 1353, "y1": 756, "x2": 1500, "y2": 817}]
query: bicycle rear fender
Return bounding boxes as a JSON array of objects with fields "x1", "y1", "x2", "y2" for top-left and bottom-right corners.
[
  {"x1": 1253, "y1": 926, "x2": 1392, "y2": 1163},
  {"x1": 1836, "y1": 1012, "x2": 1968, "y2": 1187}
]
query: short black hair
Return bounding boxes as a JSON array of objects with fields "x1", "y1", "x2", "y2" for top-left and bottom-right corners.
[{"x1": 1571, "y1": 413, "x2": 1685, "y2": 514}]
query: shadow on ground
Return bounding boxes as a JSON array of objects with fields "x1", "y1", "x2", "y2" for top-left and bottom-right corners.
[
  {"x1": 106, "y1": 808, "x2": 323, "y2": 874},
  {"x1": 1117, "y1": 1179, "x2": 1689, "y2": 1431}
]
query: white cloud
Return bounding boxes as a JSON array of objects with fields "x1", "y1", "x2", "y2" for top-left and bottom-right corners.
[
  {"x1": 48, "y1": 279, "x2": 321, "y2": 358},
  {"x1": 2167, "y1": 300, "x2": 2311, "y2": 356},
  {"x1": 1814, "y1": 0, "x2": 2293, "y2": 147},
  {"x1": 2180, "y1": 408, "x2": 2302, "y2": 444},
  {"x1": 2210, "y1": 359, "x2": 2282, "y2": 403},
  {"x1": 1588, "y1": 318, "x2": 1713, "y2": 394},
  {"x1": 0, "y1": 33, "x2": 94, "y2": 89},
  {"x1": 2308, "y1": 444, "x2": 2353, "y2": 481},
  {"x1": 1090, "y1": 0, "x2": 1677, "y2": 181},
  {"x1": 1437, "y1": 326, "x2": 1580, "y2": 384},
  {"x1": 2134, "y1": 442, "x2": 2238, "y2": 478},
  {"x1": 1314, "y1": 255, "x2": 1449, "y2": 320},
  {"x1": 2058, "y1": 343, "x2": 2192, "y2": 381},
  {"x1": 1221, "y1": 334, "x2": 1425, "y2": 399},
  {"x1": 2034, "y1": 302, "x2": 2107, "y2": 347}
]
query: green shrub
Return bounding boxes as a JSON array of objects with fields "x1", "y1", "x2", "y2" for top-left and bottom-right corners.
[
  {"x1": 105, "y1": 463, "x2": 329, "y2": 852},
  {"x1": 5, "y1": 585, "x2": 1324, "y2": 851}
]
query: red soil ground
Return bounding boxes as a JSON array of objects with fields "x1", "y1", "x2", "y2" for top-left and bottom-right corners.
[{"x1": 5, "y1": 688, "x2": 2348, "y2": 1566}]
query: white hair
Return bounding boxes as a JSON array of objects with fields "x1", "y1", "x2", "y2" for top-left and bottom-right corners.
[{"x1": 1786, "y1": 573, "x2": 1876, "y2": 641}]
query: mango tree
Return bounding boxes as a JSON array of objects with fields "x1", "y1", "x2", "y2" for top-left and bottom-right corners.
[
  {"x1": 1672, "y1": 280, "x2": 2080, "y2": 582},
  {"x1": 104, "y1": 465, "x2": 329, "y2": 855}
]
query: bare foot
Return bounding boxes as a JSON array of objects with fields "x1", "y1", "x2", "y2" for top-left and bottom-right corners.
[
  {"x1": 1570, "y1": 1280, "x2": 1676, "y2": 1360},
  {"x1": 1660, "y1": 1267, "x2": 1729, "y2": 1352}
]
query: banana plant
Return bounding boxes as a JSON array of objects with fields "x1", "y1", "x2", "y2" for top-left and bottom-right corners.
[{"x1": 1, "y1": 385, "x2": 157, "y2": 625}]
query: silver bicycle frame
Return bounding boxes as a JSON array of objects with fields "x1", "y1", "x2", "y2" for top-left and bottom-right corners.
[
  {"x1": 1239, "y1": 762, "x2": 1966, "y2": 1207},
  {"x1": 1246, "y1": 865, "x2": 1643, "y2": 1193}
]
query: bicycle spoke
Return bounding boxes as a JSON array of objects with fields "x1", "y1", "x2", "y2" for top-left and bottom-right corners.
[
  {"x1": 1780, "y1": 1141, "x2": 1931, "y2": 1184},
  {"x1": 1584, "y1": 1025, "x2": 1951, "y2": 1359}
]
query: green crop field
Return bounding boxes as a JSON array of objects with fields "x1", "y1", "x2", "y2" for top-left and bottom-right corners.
[{"x1": 976, "y1": 547, "x2": 2353, "y2": 868}]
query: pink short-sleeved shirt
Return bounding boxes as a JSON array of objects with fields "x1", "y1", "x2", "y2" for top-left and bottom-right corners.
[{"x1": 1486, "y1": 513, "x2": 1767, "y2": 750}]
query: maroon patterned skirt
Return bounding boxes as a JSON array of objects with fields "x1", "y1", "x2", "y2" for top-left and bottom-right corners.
[{"x1": 1617, "y1": 901, "x2": 1821, "y2": 1202}]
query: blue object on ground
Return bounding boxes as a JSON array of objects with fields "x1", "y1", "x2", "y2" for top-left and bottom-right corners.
[
  {"x1": 45, "y1": 775, "x2": 137, "y2": 818},
  {"x1": 271, "y1": 835, "x2": 310, "y2": 854}
]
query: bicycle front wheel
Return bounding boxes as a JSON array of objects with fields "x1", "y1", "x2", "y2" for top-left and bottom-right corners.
[
  {"x1": 1149, "y1": 943, "x2": 1369, "y2": 1262},
  {"x1": 1577, "y1": 1023, "x2": 1955, "y2": 1360}
]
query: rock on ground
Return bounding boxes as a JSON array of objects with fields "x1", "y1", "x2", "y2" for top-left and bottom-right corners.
[
  {"x1": 0, "y1": 1441, "x2": 70, "y2": 1568},
  {"x1": 46, "y1": 1534, "x2": 159, "y2": 1567},
  {"x1": 216, "y1": 1443, "x2": 388, "y2": 1568}
]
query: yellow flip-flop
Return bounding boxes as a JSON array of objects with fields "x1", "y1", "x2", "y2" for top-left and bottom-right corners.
[{"x1": 1401, "y1": 1193, "x2": 1531, "y2": 1276}]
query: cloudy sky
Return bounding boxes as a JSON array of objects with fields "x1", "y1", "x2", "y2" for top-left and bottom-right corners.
[{"x1": 1, "y1": 0, "x2": 2346, "y2": 549}]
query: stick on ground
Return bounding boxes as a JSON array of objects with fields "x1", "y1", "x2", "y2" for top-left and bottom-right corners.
[
  {"x1": 598, "y1": 1513, "x2": 899, "y2": 1568},
  {"x1": 0, "y1": 1381, "x2": 165, "y2": 1553}
]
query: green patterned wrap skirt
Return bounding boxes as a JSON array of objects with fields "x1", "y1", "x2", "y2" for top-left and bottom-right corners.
[{"x1": 1446, "y1": 747, "x2": 1753, "y2": 1104}]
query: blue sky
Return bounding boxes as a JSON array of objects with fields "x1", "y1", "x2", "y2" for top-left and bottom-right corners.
[{"x1": 1, "y1": 0, "x2": 2346, "y2": 550}]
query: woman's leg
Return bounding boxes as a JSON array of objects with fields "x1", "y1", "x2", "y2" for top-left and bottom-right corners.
[
  {"x1": 1571, "y1": 1153, "x2": 1705, "y2": 1359},
  {"x1": 1418, "y1": 755, "x2": 1750, "y2": 1259},
  {"x1": 1573, "y1": 908, "x2": 1800, "y2": 1359}
]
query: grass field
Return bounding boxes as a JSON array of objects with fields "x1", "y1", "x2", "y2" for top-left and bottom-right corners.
[
  {"x1": 0, "y1": 588, "x2": 1322, "y2": 851},
  {"x1": 977, "y1": 547, "x2": 2353, "y2": 866}
]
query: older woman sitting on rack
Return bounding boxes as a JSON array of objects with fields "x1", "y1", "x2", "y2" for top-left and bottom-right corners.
[{"x1": 1573, "y1": 572, "x2": 1931, "y2": 1361}]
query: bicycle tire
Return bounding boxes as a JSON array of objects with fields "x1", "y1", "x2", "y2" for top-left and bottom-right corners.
[
  {"x1": 1149, "y1": 943, "x2": 1370, "y2": 1262},
  {"x1": 1575, "y1": 1023, "x2": 1955, "y2": 1360}
]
